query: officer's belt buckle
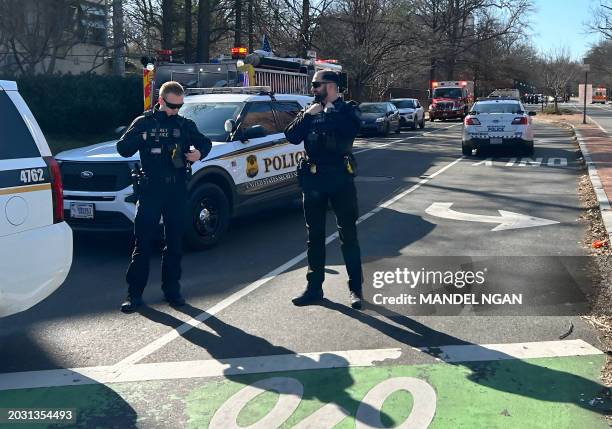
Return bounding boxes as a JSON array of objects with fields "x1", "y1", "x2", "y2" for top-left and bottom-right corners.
[{"x1": 309, "y1": 163, "x2": 317, "y2": 174}]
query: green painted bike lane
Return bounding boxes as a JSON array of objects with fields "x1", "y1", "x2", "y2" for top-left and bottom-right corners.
[{"x1": 1, "y1": 354, "x2": 610, "y2": 428}]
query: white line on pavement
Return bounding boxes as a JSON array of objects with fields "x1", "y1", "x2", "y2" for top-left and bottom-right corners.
[
  {"x1": 112, "y1": 125, "x2": 464, "y2": 370},
  {"x1": 431, "y1": 339, "x2": 602, "y2": 363},
  {"x1": 0, "y1": 348, "x2": 402, "y2": 390},
  {"x1": 0, "y1": 339, "x2": 602, "y2": 390}
]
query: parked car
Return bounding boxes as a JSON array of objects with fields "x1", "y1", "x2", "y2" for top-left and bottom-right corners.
[
  {"x1": 390, "y1": 98, "x2": 425, "y2": 129},
  {"x1": 358, "y1": 102, "x2": 401, "y2": 136},
  {"x1": 0, "y1": 80, "x2": 73, "y2": 317},
  {"x1": 56, "y1": 88, "x2": 312, "y2": 249},
  {"x1": 462, "y1": 98, "x2": 536, "y2": 156}
]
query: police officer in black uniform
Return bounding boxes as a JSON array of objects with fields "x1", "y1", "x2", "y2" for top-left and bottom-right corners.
[
  {"x1": 284, "y1": 70, "x2": 364, "y2": 309},
  {"x1": 117, "y1": 81, "x2": 212, "y2": 313}
]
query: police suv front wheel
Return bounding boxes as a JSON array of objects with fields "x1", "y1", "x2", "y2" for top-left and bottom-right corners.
[{"x1": 185, "y1": 183, "x2": 230, "y2": 250}]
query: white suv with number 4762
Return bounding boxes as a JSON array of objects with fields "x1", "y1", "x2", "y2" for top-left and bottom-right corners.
[
  {"x1": 56, "y1": 87, "x2": 312, "y2": 250},
  {"x1": 0, "y1": 80, "x2": 72, "y2": 317},
  {"x1": 462, "y1": 98, "x2": 536, "y2": 156}
]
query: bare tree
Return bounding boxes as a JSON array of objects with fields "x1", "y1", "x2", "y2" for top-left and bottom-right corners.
[
  {"x1": 587, "y1": 0, "x2": 612, "y2": 39},
  {"x1": 112, "y1": 0, "x2": 126, "y2": 75},
  {"x1": 541, "y1": 48, "x2": 578, "y2": 113},
  {"x1": 161, "y1": 0, "x2": 175, "y2": 49},
  {"x1": 0, "y1": 0, "x2": 102, "y2": 75},
  {"x1": 317, "y1": 0, "x2": 417, "y2": 101},
  {"x1": 197, "y1": 0, "x2": 211, "y2": 60},
  {"x1": 185, "y1": 0, "x2": 193, "y2": 61}
]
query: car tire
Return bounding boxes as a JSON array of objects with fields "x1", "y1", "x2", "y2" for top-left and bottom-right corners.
[
  {"x1": 395, "y1": 122, "x2": 401, "y2": 133},
  {"x1": 523, "y1": 141, "x2": 534, "y2": 156},
  {"x1": 419, "y1": 117, "x2": 425, "y2": 128},
  {"x1": 184, "y1": 183, "x2": 230, "y2": 250},
  {"x1": 383, "y1": 123, "x2": 390, "y2": 137},
  {"x1": 462, "y1": 142, "x2": 472, "y2": 156},
  {"x1": 429, "y1": 115, "x2": 434, "y2": 122},
  {"x1": 410, "y1": 118, "x2": 417, "y2": 130}
]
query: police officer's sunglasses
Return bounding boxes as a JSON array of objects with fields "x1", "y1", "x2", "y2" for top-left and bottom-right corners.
[
  {"x1": 311, "y1": 81, "x2": 333, "y2": 88},
  {"x1": 163, "y1": 98, "x2": 184, "y2": 109}
]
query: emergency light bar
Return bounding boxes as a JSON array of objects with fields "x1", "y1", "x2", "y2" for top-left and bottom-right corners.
[
  {"x1": 185, "y1": 86, "x2": 272, "y2": 96},
  {"x1": 433, "y1": 81, "x2": 468, "y2": 87},
  {"x1": 231, "y1": 47, "x2": 248, "y2": 59}
]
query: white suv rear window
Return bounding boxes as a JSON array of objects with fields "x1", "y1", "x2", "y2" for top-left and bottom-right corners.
[
  {"x1": 0, "y1": 91, "x2": 40, "y2": 159},
  {"x1": 472, "y1": 103, "x2": 523, "y2": 114}
]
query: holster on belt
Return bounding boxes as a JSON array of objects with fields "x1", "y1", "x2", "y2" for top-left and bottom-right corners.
[{"x1": 343, "y1": 155, "x2": 357, "y2": 177}]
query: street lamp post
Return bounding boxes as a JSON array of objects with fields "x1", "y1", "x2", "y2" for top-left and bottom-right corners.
[{"x1": 583, "y1": 63, "x2": 590, "y2": 125}]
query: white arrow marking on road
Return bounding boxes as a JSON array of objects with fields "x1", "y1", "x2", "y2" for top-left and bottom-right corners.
[{"x1": 425, "y1": 202, "x2": 560, "y2": 231}]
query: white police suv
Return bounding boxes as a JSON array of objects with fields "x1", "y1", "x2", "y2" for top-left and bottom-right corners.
[
  {"x1": 55, "y1": 87, "x2": 312, "y2": 250},
  {"x1": 0, "y1": 80, "x2": 73, "y2": 317},
  {"x1": 462, "y1": 98, "x2": 536, "y2": 156}
]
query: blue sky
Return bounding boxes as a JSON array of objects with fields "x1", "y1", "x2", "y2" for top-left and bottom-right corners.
[{"x1": 530, "y1": 0, "x2": 604, "y2": 59}]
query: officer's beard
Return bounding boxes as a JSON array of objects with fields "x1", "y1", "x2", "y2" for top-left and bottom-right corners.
[{"x1": 314, "y1": 88, "x2": 328, "y2": 104}]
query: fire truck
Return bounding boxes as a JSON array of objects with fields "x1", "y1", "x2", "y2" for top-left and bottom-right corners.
[
  {"x1": 141, "y1": 49, "x2": 347, "y2": 109},
  {"x1": 592, "y1": 86, "x2": 607, "y2": 104},
  {"x1": 428, "y1": 80, "x2": 474, "y2": 122}
]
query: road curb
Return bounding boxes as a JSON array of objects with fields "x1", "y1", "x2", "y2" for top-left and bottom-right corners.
[{"x1": 569, "y1": 124, "x2": 612, "y2": 245}]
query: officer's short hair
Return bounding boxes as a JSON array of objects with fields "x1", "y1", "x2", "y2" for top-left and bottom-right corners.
[{"x1": 160, "y1": 81, "x2": 185, "y2": 98}]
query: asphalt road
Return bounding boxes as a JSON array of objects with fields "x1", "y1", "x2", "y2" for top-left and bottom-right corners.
[{"x1": 0, "y1": 119, "x2": 609, "y2": 429}]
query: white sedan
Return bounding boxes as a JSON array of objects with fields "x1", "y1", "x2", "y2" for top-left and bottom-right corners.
[{"x1": 462, "y1": 98, "x2": 536, "y2": 156}]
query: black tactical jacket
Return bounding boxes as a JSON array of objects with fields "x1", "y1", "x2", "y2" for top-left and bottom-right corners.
[
  {"x1": 284, "y1": 98, "x2": 360, "y2": 165},
  {"x1": 117, "y1": 107, "x2": 212, "y2": 181}
]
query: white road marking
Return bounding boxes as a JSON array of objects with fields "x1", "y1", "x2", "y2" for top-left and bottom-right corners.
[
  {"x1": 472, "y1": 157, "x2": 568, "y2": 167},
  {"x1": 0, "y1": 340, "x2": 602, "y2": 390},
  {"x1": 431, "y1": 339, "x2": 601, "y2": 362},
  {"x1": 112, "y1": 127, "x2": 464, "y2": 370},
  {"x1": 0, "y1": 348, "x2": 402, "y2": 391},
  {"x1": 425, "y1": 202, "x2": 559, "y2": 231}
]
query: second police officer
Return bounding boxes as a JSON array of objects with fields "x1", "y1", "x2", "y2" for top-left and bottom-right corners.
[
  {"x1": 284, "y1": 70, "x2": 365, "y2": 309},
  {"x1": 117, "y1": 81, "x2": 212, "y2": 313}
]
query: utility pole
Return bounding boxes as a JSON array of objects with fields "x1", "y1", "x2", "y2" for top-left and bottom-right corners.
[{"x1": 583, "y1": 63, "x2": 590, "y2": 125}]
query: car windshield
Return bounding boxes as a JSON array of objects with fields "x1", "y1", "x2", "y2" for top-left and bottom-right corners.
[
  {"x1": 391, "y1": 100, "x2": 415, "y2": 109},
  {"x1": 471, "y1": 103, "x2": 524, "y2": 114},
  {"x1": 180, "y1": 102, "x2": 244, "y2": 141},
  {"x1": 432, "y1": 88, "x2": 463, "y2": 98},
  {"x1": 360, "y1": 103, "x2": 386, "y2": 113}
]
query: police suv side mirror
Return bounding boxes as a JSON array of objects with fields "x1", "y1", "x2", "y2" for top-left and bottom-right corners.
[
  {"x1": 224, "y1": 119, "x2": 237, "y2": 133},
  {"x1": 243, "y1": 125, "x2": 266, "y2": 141}
]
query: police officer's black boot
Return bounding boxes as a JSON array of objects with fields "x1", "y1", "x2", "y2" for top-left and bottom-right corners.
[
  {"x1": 164, "y1": 291, "x2": 186, "y2": 307},
  {"x1": 120, "y1": 295, "x2": 144, "y2": 313},
  {"x1": 349, "y1": 291, "x2": 363, "y2": 310},
  {"x1": 292, "y1": 286, "x2": 324, "y2": 306}
]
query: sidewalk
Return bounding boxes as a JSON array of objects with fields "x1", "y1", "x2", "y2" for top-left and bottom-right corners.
[{"x1": 535, "y1": 114, "x2": 612, "y2": 245}]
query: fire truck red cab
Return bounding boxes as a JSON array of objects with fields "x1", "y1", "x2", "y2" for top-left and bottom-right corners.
[{"x1": 428, "y1": 80, "x2": 474, "y2": 122}]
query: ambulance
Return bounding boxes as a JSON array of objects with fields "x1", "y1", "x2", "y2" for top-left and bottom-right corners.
[
  {"x1": 428, "y1": 80, "x2": 474, "y2": 121},
  {"x1": 592, "y1": 87, "x2": 607, "y2": 104}
]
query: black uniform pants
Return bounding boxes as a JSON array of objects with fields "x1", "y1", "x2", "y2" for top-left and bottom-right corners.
[
  {"x1": 126, "y1": 181, "x2": 187, "y2": 298},
  {"x1": 302, "y1": 179, "x2": 363, "y2": 294}
]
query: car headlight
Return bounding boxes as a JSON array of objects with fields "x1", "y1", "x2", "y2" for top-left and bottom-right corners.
[{"x1": 376, "y1": 117, "x2": 385, "y2": 123}]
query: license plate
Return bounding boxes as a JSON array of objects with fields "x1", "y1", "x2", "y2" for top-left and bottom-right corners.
[
  {"x1": 490, "y1": 138, "x2": 503, "y2": 144},
  {"x1": 70, "y1": 203, "x2": 94, "y2": 219}
]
